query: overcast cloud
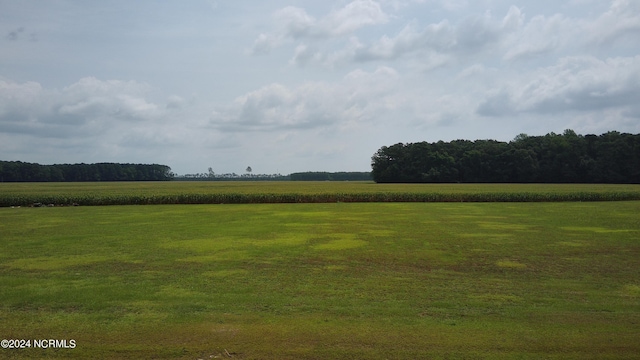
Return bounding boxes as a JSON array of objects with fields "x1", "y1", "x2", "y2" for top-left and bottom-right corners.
[{"x1": 1, "y1": 0, "x2": 639, "y2": 175}]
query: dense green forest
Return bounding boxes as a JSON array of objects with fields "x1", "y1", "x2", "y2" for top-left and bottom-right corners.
[
  {"x1": 0, "y1": 161, "x2": 173, "y2": 182},
  {"x1": 371, "y1": 130, "x2": 640, "y2": 183},
  {"x1": 289, "y1": 171, "x2": 372, "y2": 181}
]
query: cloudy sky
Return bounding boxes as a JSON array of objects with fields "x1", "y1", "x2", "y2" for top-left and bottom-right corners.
[{"x1": 1, "y1": 0, "x2": 639, "y2": 175}]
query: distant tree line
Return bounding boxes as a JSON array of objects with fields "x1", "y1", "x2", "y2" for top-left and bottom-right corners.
[
  {"x1": 290, "y1": 172, "x2": 372, "y2": 181},
  {"x1": 0, "y1": 161, "x2": 174, "y2": 182},
  {"x1": 371, "y1": 130, "x2": 640, "y2": 183},
  {"x1": 174, "y1": 173, "x2": 289, "y2": 181}
]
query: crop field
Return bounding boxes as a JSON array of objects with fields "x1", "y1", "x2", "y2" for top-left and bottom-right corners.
[
  {"x1": 1, "y1": 181, "x2": 640, "y2": 206},
  {"x1": 1, "y1": 194, "x2": 639, "y2": 358}
]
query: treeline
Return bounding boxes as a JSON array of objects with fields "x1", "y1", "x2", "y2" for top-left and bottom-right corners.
[
  {"x1": 290, "y1": 171, "x2": 372, "y2": 181},
  {"x1": 0, "y1": 161, "x2": 174, "y2": 182},
  {"x1": 371, "y1": 130, "x2": 640, "y2": 183},
  {"x1": 175, "y1": 173, "x2": 289, "y2": 181}
]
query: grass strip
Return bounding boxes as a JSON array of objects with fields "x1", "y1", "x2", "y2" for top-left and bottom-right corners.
[{"x1": 3, "y1": 190, "x2": 640, "y2": 207}]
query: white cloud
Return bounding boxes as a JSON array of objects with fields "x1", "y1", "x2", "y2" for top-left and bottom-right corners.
[
  {"x1": 0, "y1": 77, "x2": 164, "y2": 138},
  {"x1": 503, "y1": 1, "x2": 640, "y2": 62},
  {"x1": 587, "y1": 0, "x2": 640, "y2": 45},
  {"x1": 333, "y1": 6, "x2": 522, "y2": 65},
  {"x1": 0, "y1": 76, "x2": 220, "y2": 170},
  {"x1": 251, "y1": 0, "x2": 389, "y2": 54},
  {"x1": 290, "y1": 44, "x2": 321, "y2": 66},
  {"x1": 0, "y1": 79, "x2": 44, "y2": 114},
  {"x1": 353, "y1": 20, "x2": 455, "y2": 61},
  {"x1": 477, "y1": 55, "x2": 640, "y2": 118},
  {"x1": 210, "y1": 66, "x2": 401, "y2": 132},
  {"x1": 456, "y1": 63, "x2": 487, "y2": 79},
  {"x1": 503, "y1": 13, "x2": 572, "y2": 61},
  {"x1": 275, "y1": 6, "x2": 317, "y2": 39},
  {"x1": 250, "y1": 33, "x2": 281, "y2": 55},
  {"x1": 320, "y1": 0, "x2": 389, "y2": 36},
  {"x1": 380, "y1": 0, "x2": 468, "y2": 11},
  {"x1": 266, "y1": 1, "x2": 639, "y2": 71}
]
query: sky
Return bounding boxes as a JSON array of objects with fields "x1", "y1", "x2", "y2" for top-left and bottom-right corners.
[{"x1": 1, "y1": 0, "x2": 639, "y2": 175}]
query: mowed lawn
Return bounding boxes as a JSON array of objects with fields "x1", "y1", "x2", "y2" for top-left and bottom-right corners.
[{"x1": 1, "y1": 201, "x2": 639, "y2": 359}]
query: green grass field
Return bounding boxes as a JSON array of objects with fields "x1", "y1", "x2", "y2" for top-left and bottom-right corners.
[{"x1": 1, "y1": 197, "x2": 639, "y2": 358}]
